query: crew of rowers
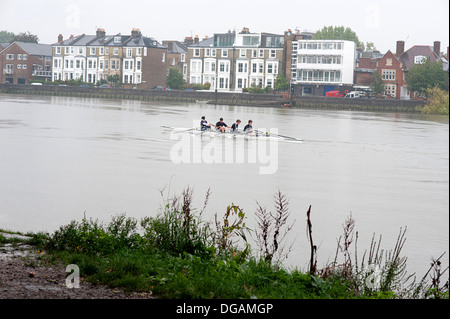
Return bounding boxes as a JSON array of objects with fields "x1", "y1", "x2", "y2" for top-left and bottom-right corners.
[{"x1": 200, "y1": 116, "x2": 253, "y2": 133}]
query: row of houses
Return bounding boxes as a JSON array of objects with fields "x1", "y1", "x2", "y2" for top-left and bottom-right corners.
[{"x1": 1, "y1": 27, "x2": 448, "y2": 99}]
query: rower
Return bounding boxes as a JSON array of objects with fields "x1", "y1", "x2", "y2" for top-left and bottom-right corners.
[
  {"x1": 243, "y1": 120, "x2": 253, "y2": 133},
  {"x1": 215, "y1": 118, "x2": 230, "y2": 133},
  {"x1": 231, "y1": 119, "x2": 241, "y2": 132},
  {"x1": 200, "y1": 116, "x2": 212, "y2": 131}
]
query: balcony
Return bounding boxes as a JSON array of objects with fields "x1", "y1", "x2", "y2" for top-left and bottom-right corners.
[{"x1": 32, "y1": 70, "x2": 52, "y2": 77}]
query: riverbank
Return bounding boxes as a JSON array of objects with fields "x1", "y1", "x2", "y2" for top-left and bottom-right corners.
[
  {"x1": 0, "y1": 84, "x2": 426, "y2": 113},
  {"x1": 1, "y1": 187, "x2": 448, "y2": 300},
  {"x1": 0, "y1": 231, "x2": 152, "y2": 299}
]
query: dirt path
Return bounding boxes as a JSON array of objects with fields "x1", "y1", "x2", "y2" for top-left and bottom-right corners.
[{"x1": 0, "y1": 233, "x2": 153, "y2": 299}]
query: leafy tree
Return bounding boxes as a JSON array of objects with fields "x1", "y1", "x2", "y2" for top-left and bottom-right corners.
[
  {"x1": 370, "y1": 71, "x2": 384, "y2": 95},
  {"x1": 0, "y1": 30, "x2": 14, "y2": 43},
  {"x1": 365, "y1": 42, "x2": 376, "y2": 52},
  {"x1": 275, "y1": 73, "x2": 289, "y2": 92},
  {"x1": 13, "y1": 31, "x2": 39, "y2": 43},
  {"x1": 314, "y1": 26, "x2": 363, "y2": 47},
  {"x1": 406, "y1": 59, "x2": 449, "y2": 97},
  {"x1": 107, "y1": 74, "x2": 121, "y2": 87},
  {"x1": 166, "y1": 68, "x2": 184, "y2": 90}
]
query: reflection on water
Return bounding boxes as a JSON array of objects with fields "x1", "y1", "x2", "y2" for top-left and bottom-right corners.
[{"x1": 0, "y1": 93, "x2": 448, "y2": 277}]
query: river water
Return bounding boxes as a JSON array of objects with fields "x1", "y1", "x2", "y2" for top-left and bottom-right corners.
[{"x1": 0, "y1": 94, "x2": 448, "y2": 278}]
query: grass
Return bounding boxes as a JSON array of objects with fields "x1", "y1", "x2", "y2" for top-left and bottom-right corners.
[{"x1": 4, "y1": 187, "x2": 448, "y2": 299}]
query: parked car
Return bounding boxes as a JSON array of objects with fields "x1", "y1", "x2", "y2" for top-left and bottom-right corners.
[
  {"x1": 152, "y1": 86, "x2": 164, "y2": 90},
  {"x1": 98, "y1": 84, "x2": 111, "y2": 88},
  {"x1": 344, "y1": 91, "x2": 366, "y2": 98},
  {"x1": 30, "y1": 82, "x2": 42, "y2": 86},
  {"x1": 79, "y1": 84, "x2": 92, "y2": 88},
  {"x1": 325, "y1": 90, "x2": 343, "y2": 97}
]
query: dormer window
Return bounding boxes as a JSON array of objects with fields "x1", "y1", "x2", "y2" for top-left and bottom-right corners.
[
  {"x1": 414, "y1": 55, "x2": 427, "y2": 64},
  {"x1": 114, "y1": 36, "x2": 121, "y2": 44}
]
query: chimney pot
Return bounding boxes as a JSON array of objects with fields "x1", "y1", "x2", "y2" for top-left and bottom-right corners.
[
  {"x1": 131, "y1": 28, "x2": 141, "y2": 38},
  {"x1": 58, "y1": 34, "x2": 63, "y2": 42},
  {"x1": 96, "y1": 28, "x2": 106, "y2": 38}
]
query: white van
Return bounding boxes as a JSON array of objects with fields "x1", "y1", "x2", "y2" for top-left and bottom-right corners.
[
  {"x1": 30, "y1": 82, "x2": 43, "y2": 86},
  {"x1": 344, "y1": 91, "x2": 365, "y2": 98}
]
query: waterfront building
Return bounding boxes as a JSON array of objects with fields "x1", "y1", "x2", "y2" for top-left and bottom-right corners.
[
  {"x1": 289, "y1": 38, "x2": 356, "y2": 96},
  {"x1": 0, "y1": 42, "x2": 52, "y2": 84},
  {"x1": 52, "y1": 28, "x2": 168, "y2": 89},
  {"x1": 186, "y1": 28, "x2": 285, "y2": 92},
  {"x1": 377, "y1": 40, "x2": 448, "y2": 99}
]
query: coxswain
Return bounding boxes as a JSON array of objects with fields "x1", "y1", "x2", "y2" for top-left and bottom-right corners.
[
  {"x1": 200, "y1": 116, "x2": 212, "y2": 131},
  {"x1": 215, "y1": 118, "x2": 230, "y2": 133}
]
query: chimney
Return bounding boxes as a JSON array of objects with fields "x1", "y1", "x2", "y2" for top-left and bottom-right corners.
[
  {"x1": 131, "y1": 28, "x2": 141, "y2": 38},
  {"x1": 194, "y1": 35, "x2": 199, "y2": 44},
  {"x1": 69, "y1": 34, "x2": 74, "y2": 39},
  {"x1": 58, "y1": 34, "x2": 63, "y2": 42},
  {"x1": 433, "y1": 41, "x2": 441, "y2": 56},
  {"x1": 184, "y1": 37, "x2": 193, "y2": 45},
  {"x1": 396, "y1": 40, "x2": 405, "y2": 55},
  {"x1": 96, "y1": 28, "x2": 106, "y2": 38}
]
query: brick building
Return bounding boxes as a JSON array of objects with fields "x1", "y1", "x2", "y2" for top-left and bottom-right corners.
[
  {"x1": 374, "y1": 40, "x2": 448, "y2": 99},
  {"x1": 52, "y1": 28, "x2": 169, "y2": 89},
  {"x1": 186, "y1": 28, "x2": 285, "y2": 92},
  {"x1": 0, "y1": 42, "x2": 52, "y2": 84},
  {"x1": 162, "y1": 40, "x2": 188, "y2": 82}
]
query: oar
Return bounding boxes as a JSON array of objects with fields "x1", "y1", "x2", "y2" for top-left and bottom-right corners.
[
  {"x1": 254, "y1": 129, "x2": 303, "y2": 142},
  {"x1": 172, "y1": 127, "x2": 199, "y2": 134}
]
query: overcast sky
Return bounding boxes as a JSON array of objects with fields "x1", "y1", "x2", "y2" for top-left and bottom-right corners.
[{"x1": 1, "y1": 0, "x2": 448, "y2": 53}]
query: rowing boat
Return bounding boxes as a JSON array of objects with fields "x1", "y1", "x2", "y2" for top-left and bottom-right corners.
[{"x1": 161, "y1": 126, "x2": 303, "y2": 143}]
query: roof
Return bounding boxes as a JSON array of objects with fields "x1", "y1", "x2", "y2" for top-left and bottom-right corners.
[
  {"x1": 53, "y1": 33, "x2": 165, "y2": 48},
  {"x1": 170, "y1": 42, "x2": 187, "y2": 54},
  {"x1": 401, "y1": 45, "x2": 440, "y2": 70},
  {"x1": 188, "y1": 37, "x2": 214, "y2": 47},
  {"x1": 1, "y1": 41, "x2": 52, "y2": 56}
]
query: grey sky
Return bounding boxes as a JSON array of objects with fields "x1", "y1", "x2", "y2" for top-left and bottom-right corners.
[{"x1": 1, "y1": 0, "x2": 449, "y2": 53}]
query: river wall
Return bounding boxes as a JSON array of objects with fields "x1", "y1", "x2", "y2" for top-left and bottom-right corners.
[{"x1": 0, "y1": 84, "x2": 426, "y2": 113}]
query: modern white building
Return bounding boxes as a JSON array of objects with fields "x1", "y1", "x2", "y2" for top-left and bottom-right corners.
[{"x1": 291, "y1": 39, "x2": 356, "y2": 96}]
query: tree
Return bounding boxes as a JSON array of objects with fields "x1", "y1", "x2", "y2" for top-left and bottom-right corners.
[
  {"x1": 406, "y1": 59, "x2": 449, "y2": 97},
  {"x1": 314, "y1": 26, "x2": 363, "y2": 48},
  {"x1": 365, "y1": 42, "x2": 376, "y2": 52},
  {"x1": 166, "y1": 68, "x2": 184, "y2": 90},
  {"x1": 13, "y1": 31, "x2": 39, "y2": 43},
  {"x1": 275, "y1": 73, "x2": 289, "y2": 92},
  {"x1": 107, "y1": 74, "x2": 121, "y2": 87},
  {"x1": 0, "y1": 30, "x2": 14, "y2": 43},
  {"x1": 370, "y1": 71, "x2": 384, "y2": 95}
]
